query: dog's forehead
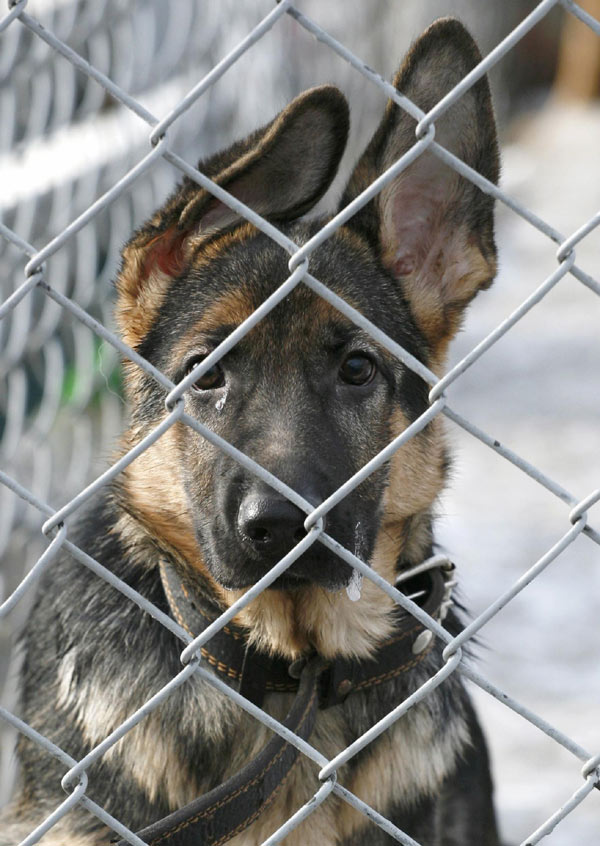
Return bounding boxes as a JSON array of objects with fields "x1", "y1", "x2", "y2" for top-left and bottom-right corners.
[
  {"x1": 176, "y1": 223, "x2": 417, "y2": 349},
  {"x1": 175, "y1": 278, "x2": 354, "y2": 361}
]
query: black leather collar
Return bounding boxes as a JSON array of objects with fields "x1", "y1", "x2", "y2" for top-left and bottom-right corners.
[{"x1": 158, "y1": 558, "x2": 453, "y2": 709}]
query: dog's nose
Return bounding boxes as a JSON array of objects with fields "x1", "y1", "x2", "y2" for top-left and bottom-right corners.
[{"x1": 237, "y1": 489, "x2": 317, "y2": 557}]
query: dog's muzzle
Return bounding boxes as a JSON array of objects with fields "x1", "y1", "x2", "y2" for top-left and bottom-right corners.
[{"x1": 236, "y1": 484, "x2": 321, "y2": 559}]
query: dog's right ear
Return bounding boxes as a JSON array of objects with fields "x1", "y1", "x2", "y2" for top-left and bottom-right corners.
[
  {"x1": 117, "y1": 85, "x2": 349, "y2": 348},
  {"x1": 342, "y1": 19, "x2": 499, "y2": 355}
]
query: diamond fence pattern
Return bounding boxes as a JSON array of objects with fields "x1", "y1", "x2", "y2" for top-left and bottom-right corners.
[{"x1": 0, "y1": 1, "x2": 599, "y2": 845}]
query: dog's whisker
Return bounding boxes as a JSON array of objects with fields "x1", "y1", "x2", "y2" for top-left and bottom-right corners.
[{"x1": 404, "y1": 589, "x2": 426, "y2": 601}]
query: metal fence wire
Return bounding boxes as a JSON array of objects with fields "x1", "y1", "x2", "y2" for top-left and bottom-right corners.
[{"x1": 1, "y1": 0, "x2": 599, "y2": 844}]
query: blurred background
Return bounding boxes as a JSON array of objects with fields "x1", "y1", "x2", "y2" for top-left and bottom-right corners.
[{"x1": 1, "y1": 1, "x2": 599, "y2": 843}]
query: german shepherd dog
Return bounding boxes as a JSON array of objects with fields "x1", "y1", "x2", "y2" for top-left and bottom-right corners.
[{"x1": 1, "y1": 18, "x2": 501, "y2": 846}]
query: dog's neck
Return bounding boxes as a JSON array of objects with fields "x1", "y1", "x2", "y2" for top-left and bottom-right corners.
[
  {"x1": 222, "y1": 512, "x2": 437, "y2": 660},
  {"x1": 114, "y1": 498, "x2": 438, "y2": 662}
]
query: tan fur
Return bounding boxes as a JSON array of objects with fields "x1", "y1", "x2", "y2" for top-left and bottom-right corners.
[
  {"x1": 224, "y1": 696, "x2": 469, "y2": 845},
  {"x1": 22, "y1": 830, "x2": 105, "y2": 846},
  {"x1": 336, "y1": 708, "x2": 470, "y2": 841},
  {"x1": 187, "y1": 222, "x2": 260, "y2": 269},
  {"x1": 118, "y1": 430, "x2": 244, "y2": 611},
  {"x1": 116, "y1": 223, "x2": 259, "y2": 351},
  {"x1": 106, "y1": 716, "x2": 203, "y2": 808},
  {"x1": 57, "y1": 650, "x2": 241, "y2": 811},
  {"x1": 384, "y1": 413, "x2": 447, "y2": 523},
  {"x1": 58, "y1": 655, "x2": 204, "y2": 808},
  {"x1": 223, "y1": 520, "x2": 405, "y2": 660},
  {"x1": 116, "y1": 244, "x2": 175, "y2": 350},
  {"x1": 119, "y1": 425, "x2": 205, "y2": 573},
  {"x1": 382, "y1": 225, "x2": 495, "y2": 349},
  {"x1": 172, "y1": 285, "x2": 256, "y2": 354},
  {"x1": 229, "y1": 576, "x2": 398, "y2": 661},
  {"x1": 331, "y1": 221, "x2": 373, "y2": 259}
]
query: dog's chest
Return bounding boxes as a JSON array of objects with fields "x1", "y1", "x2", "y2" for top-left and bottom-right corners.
[{"x1": 225, "y1": 693, "x2": 466, "y2": 846}]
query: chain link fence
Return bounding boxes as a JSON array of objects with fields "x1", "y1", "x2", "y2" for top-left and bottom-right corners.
[{"x1": 1, "y1": 1, "x2": 599, "y2": 844}]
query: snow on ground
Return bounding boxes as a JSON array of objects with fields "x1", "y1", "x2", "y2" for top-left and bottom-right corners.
[{"x1": 437, "y1": 101, "x2": 600, "y2": 844}]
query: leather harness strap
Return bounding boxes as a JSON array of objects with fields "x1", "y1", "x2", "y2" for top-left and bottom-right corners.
[
  {"x1": 113, "y1": 560, "x2": 451, "y2": 846},
  {"x1": 118, "y1": 658, "x2": 324, "y2": 846}
]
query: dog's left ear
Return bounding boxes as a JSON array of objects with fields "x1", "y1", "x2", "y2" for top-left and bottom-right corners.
[
  {"x1": 342, "y1": 18, "x2": 499, "y2": 350},
  {"x1": 178, "y1": 84, "x2": 350, "y2": 236},
  {"x1": 117, "y1": 85, "x2": 349, "y2": 349}
]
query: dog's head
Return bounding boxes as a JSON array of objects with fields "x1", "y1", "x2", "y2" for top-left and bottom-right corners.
[{"x1": 115, "y1": 19, "x2": 498, "y2": 656}]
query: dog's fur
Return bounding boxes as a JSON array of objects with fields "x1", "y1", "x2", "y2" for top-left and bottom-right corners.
[{"x1": 1, "y1": 19, "x2": 501, "y2": 845}]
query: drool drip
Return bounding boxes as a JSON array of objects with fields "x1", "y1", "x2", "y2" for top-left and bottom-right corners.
[
  {"x1": 346, "y1": 520, "x2": 367, "y2": 601},
  {"x1": 346, "y1": 568, "x2": 363, "y2": 602}
]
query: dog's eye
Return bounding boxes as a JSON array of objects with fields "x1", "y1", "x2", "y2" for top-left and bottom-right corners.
[
  {"x1": 186, "y1": 356, "x2": 225, "y2": 391},
  {"x1": 339, "y1": 353, "x2": 376, "y2": 386}
]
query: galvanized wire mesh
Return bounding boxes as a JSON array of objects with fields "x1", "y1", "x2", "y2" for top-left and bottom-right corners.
[{"x1": 0, "y1": 1, "x2": 599, "y2": 844}]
